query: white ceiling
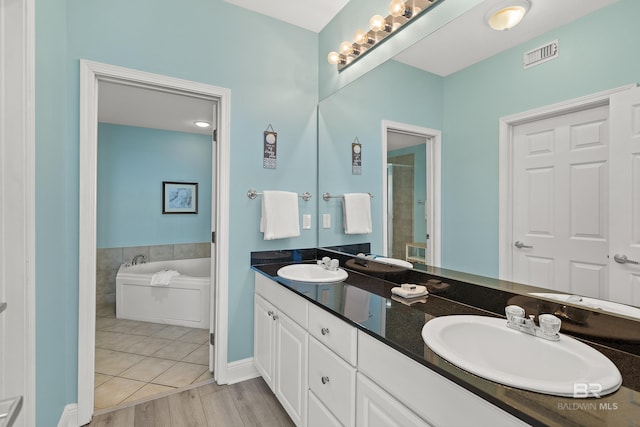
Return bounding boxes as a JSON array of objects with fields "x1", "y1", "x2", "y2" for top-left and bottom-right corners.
[
  {"x1": 394, "y1": 0, "x2": 618, "y2": 76},
  {"x1": 98, "y1": 0, "x2": 619, "y2": 133},
  {"x1": 98, "y1": 81, "x2": 215, "y2": 135},
  {"x1": 223, "y1": 0, "x2": 350, "y2": 33}
]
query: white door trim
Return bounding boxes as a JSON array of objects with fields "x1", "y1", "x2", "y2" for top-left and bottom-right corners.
[
  {"x1": 78, "y1": 60, "x2": 231, "y2": 425},
  {"x1": 0, "y1": 0, "x2": 36, "y2": 425},
  {"x1": 381, "y1": 120, "x2": 441, "y2": 267},
  {"x1": 498, "y1": 84, "x2": 637, "y2": 281}
]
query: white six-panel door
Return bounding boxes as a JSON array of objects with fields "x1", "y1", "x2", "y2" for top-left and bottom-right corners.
[
  {"x1": 609, "y1": 86, "x2": 640, "y2": 306},
  {"x1": 511, "y1": 86, "x2": 640, "y2": 306},
  {"x1": 512, "y1": 104, "x2": 610, "y2": 298}
]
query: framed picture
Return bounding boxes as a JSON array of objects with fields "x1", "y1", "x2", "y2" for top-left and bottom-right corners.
[{"x1": 162, "y1": 181, "x2": 198, "y2": 214}]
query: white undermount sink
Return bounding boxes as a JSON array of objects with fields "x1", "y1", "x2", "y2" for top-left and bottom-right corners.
[
  {"x1": 422, "y1": 315, "x2": 622, "y2": 397},
  {"x1": 277, "y1": 264, "x2": 348, "y2": 284}
]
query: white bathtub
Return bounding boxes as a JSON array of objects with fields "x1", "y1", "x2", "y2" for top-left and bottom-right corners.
[{"x1": 116, "y1": 257, "x2": 211, "y2": 328}]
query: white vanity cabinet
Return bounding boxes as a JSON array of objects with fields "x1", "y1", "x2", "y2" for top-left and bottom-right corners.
[
  {"x1": 255, "y1": 274, "x2": 309, "y2": 427},
  {"x1": 254, "y1": 272, "x2": 528, "y2": 427}
]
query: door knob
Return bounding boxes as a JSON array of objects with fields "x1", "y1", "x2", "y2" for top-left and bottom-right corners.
[
  {"x1": 613, "y1": 254, "x2": 639, "y2": 265},
  {"x1": 514, "y1": 241, "x2": 533, "y2": 249}
]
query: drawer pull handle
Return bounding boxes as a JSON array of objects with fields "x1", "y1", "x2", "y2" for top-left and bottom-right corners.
[
  {"x1": 267, "y1": 310, "x2": 274, "y2": 316},
  {"x1": 321, "y1": 327, "x2": 330, "y2": 335},
  {"x1": 272, "y1": 314, "x2": 278, "y2": 320},
  {"x1": 321, "y1": 376, "x2": 330, "y2": 385}
]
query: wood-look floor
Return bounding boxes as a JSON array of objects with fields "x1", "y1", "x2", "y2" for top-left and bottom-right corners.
[{"x1": 85, "y1": 377, "x2": 295, "y2": 427}]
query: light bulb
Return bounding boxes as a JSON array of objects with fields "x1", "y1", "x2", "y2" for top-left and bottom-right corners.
[
  {"x1": 488, "y1": 6, "x2": 526, "y2": 30},
  {"x1": 193, "y1": 121, "x2": 211, "y2": 128},
  {"x1": 369, "y1": 15, "x2": 388, "y2": 32},
  {"x1": 389, "y1": 0, "x2": 406, "y2": 17},
  {"x1": 327, "y1": 51, "x2": 340, "y2": 65},
  {"x1": 340, "y1": 41, "x2": 354, "y2": 55},
  {"x1": 486, "y1": 1, "x2": 530, "y2": 31},
  {"x1": 354, "y1": 29, "x2": 368, "y2": 45}
]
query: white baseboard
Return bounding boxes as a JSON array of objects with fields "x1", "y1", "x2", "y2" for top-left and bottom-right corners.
[
  {"x1": 226, "y1": 357, "x2": 259, "y2": 384},
  {"x1": 57, "y1": 403, "x2": 78, "y2": 427}
]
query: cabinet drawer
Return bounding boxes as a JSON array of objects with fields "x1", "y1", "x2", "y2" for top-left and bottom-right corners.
[
  {"x1": 255, "y1": 272, "x2": 308, "y2": 328},
  {"x1": 357, "y1": 331, "x2": 528, "y2": 427},
  {"x1": 308, "y1": 302, "x2": 357, "y2": 365},
  {"x1": 308, "y1": 337, "x2": 356, "y2": 427},
  {"x1": 308, "y1": 390, "x2": 342, "y2": 427}
]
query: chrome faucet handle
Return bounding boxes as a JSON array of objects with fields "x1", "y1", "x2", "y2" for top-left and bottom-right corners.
[
  {"x1": 539, "y1": 314, "x2": 561, "y2": 337},
  {"x1": 505, "y1": 305, "x2": 525, "y2": 323}
]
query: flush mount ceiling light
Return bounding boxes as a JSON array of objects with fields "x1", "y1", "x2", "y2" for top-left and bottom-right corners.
[
  {"x1": 193, "y1": 120, "x2": 211, "y2": 128},
  {"x1": 327, "y1": 0, "x2": 441, "y2": 71},
  {"x1": 486, "y1": 0, "x2": 531, "y2": 31}
]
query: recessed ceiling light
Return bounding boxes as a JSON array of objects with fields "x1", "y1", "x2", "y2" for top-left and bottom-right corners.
[
  {"x1": 486, "y1": 0, "x2": 530, "y2": 31},
  {"x1": 194, "y1": 121, "x2": 211, "y2": 128}
]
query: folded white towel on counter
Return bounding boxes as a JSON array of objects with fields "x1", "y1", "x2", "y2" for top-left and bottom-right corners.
[
  {"x1": 150, "y1": 269, "x2": 180, "y2": 286},
  {"x1": 261, "y1": 190, "x2": 300, "y2": 240},
  {"x1": 391, "y1": 284, "x2": 428, "y2": 299},
  {"x1": 391, "y1": 294, "x2": 428, "y2": 306},
  {"x1": 343, "y1": 193, "x2": 372, "y2": 234}
]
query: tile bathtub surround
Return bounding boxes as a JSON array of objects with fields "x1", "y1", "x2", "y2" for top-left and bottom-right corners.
[
  {"x1": 94, "y1": 303, "x2": 212, "y2": 410},
  {"x1": 96, "y1": 242, "x2": 210, "y2": 305}
]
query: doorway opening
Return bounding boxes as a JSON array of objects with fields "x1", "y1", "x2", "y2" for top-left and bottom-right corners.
[
  {"x1": 382, "y1": 120, "x2": 441, "y2": 267},
  {"x1": 93, "y1": 80, "x2": 216, "y2": 412},
  {"x1": 78, "y1": 60, "x2": 230, "y2": 425}
]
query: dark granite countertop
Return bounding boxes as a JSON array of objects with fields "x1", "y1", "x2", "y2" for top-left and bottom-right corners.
[{"x1": 251, "y1": 251, "x2": 640, "y2": 427}]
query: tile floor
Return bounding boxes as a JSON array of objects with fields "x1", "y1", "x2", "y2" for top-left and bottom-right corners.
[{"x1": 94, "y1": 303, "x2": 213, "y2": 410}]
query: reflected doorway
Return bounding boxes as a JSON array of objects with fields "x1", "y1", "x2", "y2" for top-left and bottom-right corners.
[{"x1": 382, "y1": 121, "x2": 441, "y2": 267}]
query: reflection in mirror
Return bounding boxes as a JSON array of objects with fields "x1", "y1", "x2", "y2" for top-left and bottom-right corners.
[{"x1": 318, "y1": 0, "x2": 640, "y2": 317}]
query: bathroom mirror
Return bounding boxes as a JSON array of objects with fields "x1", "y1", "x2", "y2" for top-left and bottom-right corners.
[{"x1": 317, "y1": 0, "x2": 640, "y2": 316}]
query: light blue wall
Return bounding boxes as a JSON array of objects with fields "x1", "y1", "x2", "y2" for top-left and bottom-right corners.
[
  {"x1": 441, "y1": 0, "x2": 640, "y2": 278},
  {"x1": 388, "y1": 144, "x2": 427, "y2": 244},
  {"x1": 35, "y1": 0, "x2": 73, "y2": 424},
  {"x1": 318, "y1": 60, "x2": 442, "y2": 253},
  {"x1": 97, "y1": 124, "x2": 212, "y2": 248},
  {"x1": 36, "y1": 0, "x2": 318, "y2": 424}
]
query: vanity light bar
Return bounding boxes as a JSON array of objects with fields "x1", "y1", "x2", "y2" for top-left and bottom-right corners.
[{"x1": 328, "y1": 0, "x2": 441, "y2": 72}]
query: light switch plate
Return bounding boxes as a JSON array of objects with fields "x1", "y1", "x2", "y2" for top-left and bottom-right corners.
[
  {"x1": 303, "y1": 214, "x2": 311, "y2": 230},
  {"x1": 323, "y1": 214, "x2": 331, "y2": 229}
]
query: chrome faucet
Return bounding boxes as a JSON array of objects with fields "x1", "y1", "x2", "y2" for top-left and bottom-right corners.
[
  {"x1": 317, "y1": 257, "x2": 339, "y2": 271},
  {"x1": 132, "y1": 254, "x2": 146, "y2": 265},
  {"x1": 505, "y1": 305, "x2": 561, "y2": 341}
]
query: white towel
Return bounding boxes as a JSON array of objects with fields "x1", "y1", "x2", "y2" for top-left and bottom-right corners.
[
  {"x1": 391, "y1": 284, "x2": 428, "y2": 299},
  {"x1": 343, "y1": 286, "x2": 370, "y2": 323},
  {"x1": 343, "y1": 193, "x2": 372, "y2": 234},
  {"x1": 261, "y1": 190, "x2": 300, "y2": 240},
  {"x1": 150, "y1": 269, "x2": 180, "y2": 286}
]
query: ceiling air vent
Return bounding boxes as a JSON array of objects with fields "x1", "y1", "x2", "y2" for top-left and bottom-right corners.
[{"x1": 523, "y1": 40, "x2": 558, "y2": 69}]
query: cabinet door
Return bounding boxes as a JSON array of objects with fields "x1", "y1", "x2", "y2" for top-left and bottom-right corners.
[
  {"x1": 356, "y1": 373, "x2": 431, "y2": 427},
  {"x1": 309, "y1": 390, "x2": 343, "y2": 427},
  {"x1": 275, "y1": 311, "x2": 308, "y2": 427},
  {"x1": 254, "y1": 294, "x2": 276, "y2": 391}
]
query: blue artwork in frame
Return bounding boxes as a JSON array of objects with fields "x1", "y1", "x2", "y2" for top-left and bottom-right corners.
[{"x1": 162, "y1": 181, "x2": 198, "y2": 214}]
